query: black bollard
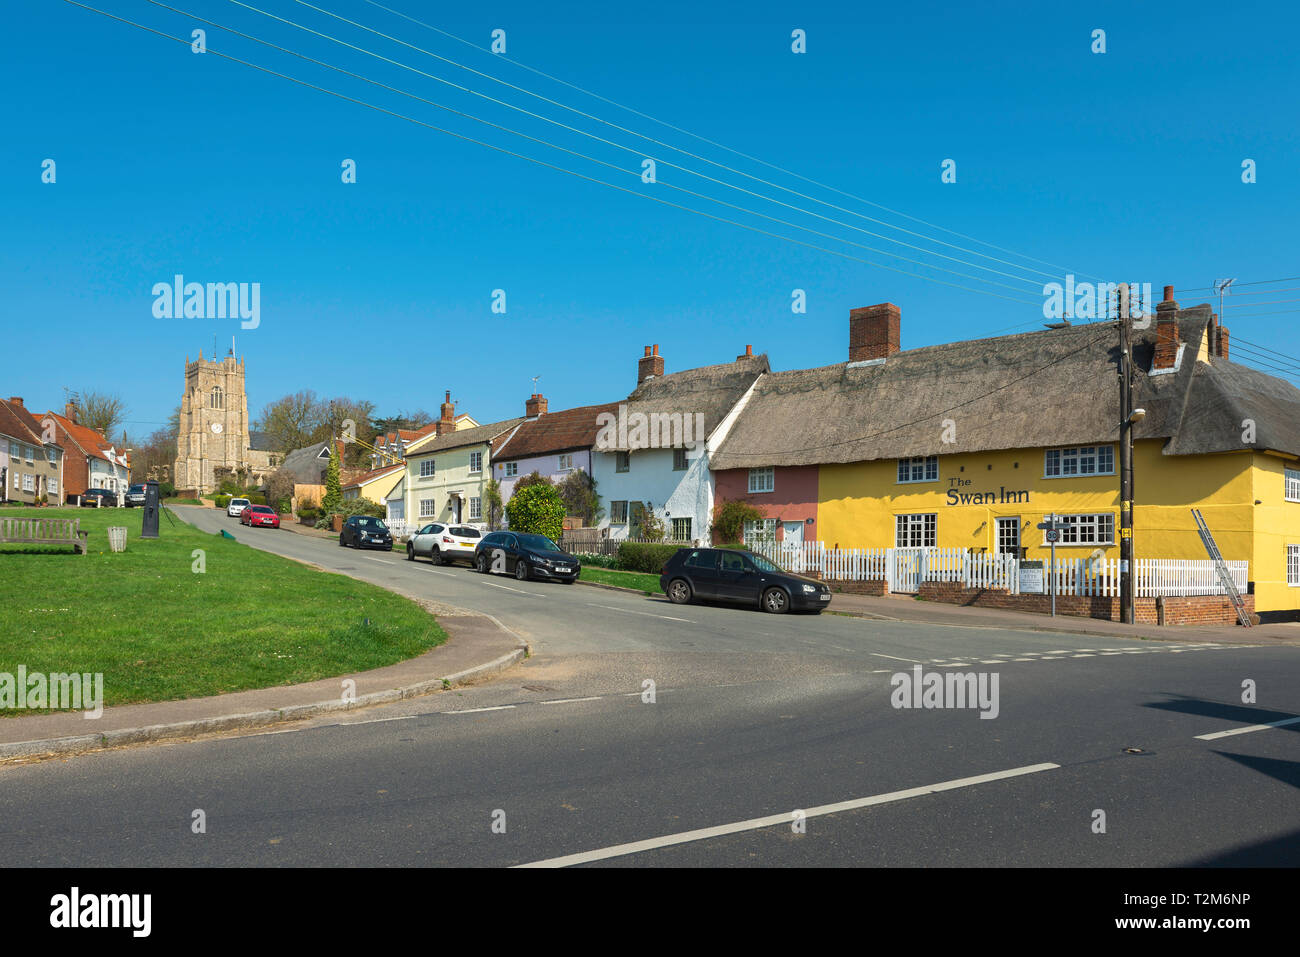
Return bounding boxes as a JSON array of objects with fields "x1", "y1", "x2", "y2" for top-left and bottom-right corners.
[{"x1": 141, "y1": 480, "x2": 160, "y2": 539}]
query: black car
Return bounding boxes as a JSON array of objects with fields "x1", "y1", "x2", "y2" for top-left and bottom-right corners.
[
  {"x1": 339, "y1": 515, "x2": 393, "y2": 550},
  {"x1": 474, "y1": 531, "x2": 580, "y2": 583},
  {"x1": 124, "y1": 484, "x2": 147, "y2": 507},
  {"x1": 80, "y1": 488, "x2": 118, "y2": 507},
  {"x1": 659, "y1": 547, "x2": 832, "y2": 614}
]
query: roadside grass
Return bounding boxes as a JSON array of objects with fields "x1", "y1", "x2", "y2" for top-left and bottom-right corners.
[
  {"x1": 0, "y1": 506, "x2": 446, "y2": 711},
  {"x1": 579, "y1": 565, "x2": 661, "y2": 595}
]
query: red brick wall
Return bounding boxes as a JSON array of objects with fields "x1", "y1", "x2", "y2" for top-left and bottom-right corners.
[
  {"x1": 817, "y1": 577, "x2": 888, "y2": 597},
  {"x1": 916, "y1": 582, "x2": 1254, "y2": 626}
]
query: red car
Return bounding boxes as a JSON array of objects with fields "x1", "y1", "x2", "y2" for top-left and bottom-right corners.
[{"x1": 240, "y1": 504, "x2": 281, "y2": 528}]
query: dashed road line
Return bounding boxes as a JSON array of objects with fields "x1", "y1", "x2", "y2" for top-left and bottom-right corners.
[
  {"x1": 442, "y1": 705, "x2": 517, "y2": 714},
  {"x1": 871, "y1": 653, "x2": 922, "y2": 663},
  {"x1": 515, "y1": 762, "x2": 1061, "y2": 868},
  {"x1": 539, "y1": 696, "x2": 604, "y2": 706},
  {"x1": 586, "y1": 603, "x2": 694, "y2": 623},
  {"x1": 1194, "y1": 715, "x2": 1300, "y2": 740}
]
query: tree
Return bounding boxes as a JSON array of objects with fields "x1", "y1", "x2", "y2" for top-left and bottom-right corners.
[
  {"x1": 505, "y1": 484, "x2": 565, "y2": 541},
  {"x1": 254, "y1": 390, "x2": 324, "y2": 453},
  {"x1": 637, "y1": 502, "x2": 666, "y2": 541},
  {"x1": 483, "y1": 478, "x2": 504, "y2": 531},
  {"x1": 711, "y1": 499, "x2": 764, "y2": 544},
  {"x1": 265, "y1": 467, "x2": 296, "y2": 513},
  {"x1": 76, "y1": 390, "x2": 128, "y2": 437},
  {"x1": 319, "y1": 443, "x2": 343, "y2": 517},
  {"x1": 320, "y1": 396, "x2": 377, "y2": 468},
  {"x1": 556, "y1": 469, "x2": 603, "y2": 526},
  {"x1": 514, "y1": 470, "x2": 553, "y2": 491}
]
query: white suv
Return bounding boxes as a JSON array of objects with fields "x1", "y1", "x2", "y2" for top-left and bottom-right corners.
[
  {"x1": 406, "y1": 523, "x2": 483, "y2": 565},
  {"x1": 227, "y1": 497, "x2": 251, "y2": 518}
]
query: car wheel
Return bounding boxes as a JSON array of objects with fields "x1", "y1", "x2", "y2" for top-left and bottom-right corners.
[
  {"x1": 339, "y1": 534, "x2": 346, "y2": 547},
  {"x1": 433, "y1": 546, "x2": 445, "y2": 566},
  {"x1": 476, "y1": 553, "x2": 490, "y2": 574},
  {"x1": 406, "y1": 544, "x2": 414, "y2": 561},
  {"x1": 667, "y1": 579, "x2": 692, "y2": 604},
  {"x1": 761, "y1": 587, "x2": 790, "y2": 614},
  {"x1": 514, "y1": 560, "x2": 529, "y2": 581}
]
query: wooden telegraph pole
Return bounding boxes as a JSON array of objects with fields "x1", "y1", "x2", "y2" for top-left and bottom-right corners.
[{"x1": 1118, "y1": 284, "x2": 1136, "y2": 624}]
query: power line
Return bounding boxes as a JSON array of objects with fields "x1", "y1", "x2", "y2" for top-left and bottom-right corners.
[
  {"x1": 1223, "y1": 297, "x2": 1300, "y2": 308},
  {"x1": 333, "y1": 0, "x2": 1082, "y2": 284},
  {"x1": 224, "y1": 0, "x2": 1044, "y2": 291},
  {"x1": 1233, "y1": 337, "x2": 1300, "y2": 366},
  {"x1": 1174, "y1": 276, "x2": 1300, "y2": 294},
  {"x1": 61, "y1": 1, "x2": 1042, "y2": 305}
]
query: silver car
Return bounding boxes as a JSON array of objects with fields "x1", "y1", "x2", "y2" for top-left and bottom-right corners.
[
  {"x1": 226, "y1": 497, "x2": 251, "y2": 517},
  {"x1": 406, "y1": 523, "x2": 483, "y2": 566}
]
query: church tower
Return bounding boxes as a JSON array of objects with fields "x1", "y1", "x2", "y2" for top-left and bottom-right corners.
[{"x1": 173, "y1": 349, "x2": 253, "y2": 493}]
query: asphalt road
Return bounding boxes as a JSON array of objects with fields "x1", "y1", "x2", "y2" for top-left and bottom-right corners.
[{"x1": 1, "y1": 507, "x2": 1296, "y2": 867}]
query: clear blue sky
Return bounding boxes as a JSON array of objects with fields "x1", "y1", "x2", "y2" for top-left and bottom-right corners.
[{"x1": 5, "y1": 0, "x2": 1298, "y2": 439}]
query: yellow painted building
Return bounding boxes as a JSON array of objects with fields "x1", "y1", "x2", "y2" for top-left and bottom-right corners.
[{"x1": 712, "y1": 296, "x2": 1300, "y2": 615}]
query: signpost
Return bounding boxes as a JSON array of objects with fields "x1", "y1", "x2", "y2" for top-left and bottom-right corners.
[{"x1": 1037, "y1": 515, "x2": 1063, "y2": 616}]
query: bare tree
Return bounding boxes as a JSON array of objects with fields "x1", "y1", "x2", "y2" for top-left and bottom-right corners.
[{"x1": 76, "y1": 390, "x2": 128, "y2": 436}]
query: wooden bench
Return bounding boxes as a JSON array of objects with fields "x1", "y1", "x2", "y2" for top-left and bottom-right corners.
[{"x1": 0, "y1": 517, "x2": 89, "y2": 554}]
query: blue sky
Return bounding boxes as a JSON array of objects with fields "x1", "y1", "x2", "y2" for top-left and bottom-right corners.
[{"x1": 5, "y1": 0, "x2": 1298, "y2": 439}]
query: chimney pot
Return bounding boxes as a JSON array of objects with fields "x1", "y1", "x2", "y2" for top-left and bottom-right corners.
[
  {"x1": 1163, "y1": 285, "x2": 1175, "y2": 303},
  {"x1": 849, "y1": 303, "x2": 901, "y2": 362},
  {"x1": 637, "y1": 343, "x2": 666, "y2": 384},
  {"x1": 526, "y1": 393, "x2": 548, "y2": 417}
]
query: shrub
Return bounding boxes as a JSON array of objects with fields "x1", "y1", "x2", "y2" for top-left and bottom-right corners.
[
  {"x1": 505, "y1": 484, "x2": 566, "y2": 541},
  {"x1": 573, "y1": 551, "x2": 616, "y2": 568},
  {"x1": 615, "y1": 541, "x2": 681, "y2": 574},
  {"x1": 315, "y1": 496, "x2": 384, "y2": 528},
  {"x1": 245, "y1": 492, "x2": 266, "y2": 506},
  {"x1": 213, "y1": 494, "x2": 231, "y2": 509},
  {"x1": 712, "y1": 499, "x2": 764, "y2": 544},
  {"x1": 159, "y1": 481, "x2": 176, "y2": 498},
  {"x1": 557, "y1": 469, "x2": 603, "y2": 526},
  {"x1": 297, "y1": 505, "x2": 320, "y2": 523}
]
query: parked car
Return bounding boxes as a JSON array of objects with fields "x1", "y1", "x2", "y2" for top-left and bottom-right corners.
[
  {"x1": 226, "y1": 497, "x2": 251, "y2": 518},
  {"x1": 80, "y1": 488, "x2": 118, "y2": 507},
  {"x1": 474, "y1": 531, "x2": 580, "y2": 583},
  {"x1": 339, "y1": 515, "x2": 393, "y2": 550},
  {"x1": 240, "y1": 504, "x2": 280, "y2": 528},
  {"x1": 659, "y1": 547, "x2": 832, "y2": 614},
  {"x1": 124, "y1": 484, "x2": 147, "y2": 507},
  {"x1": 407, "y1": 522, "x2": 483, "y2": 565}
]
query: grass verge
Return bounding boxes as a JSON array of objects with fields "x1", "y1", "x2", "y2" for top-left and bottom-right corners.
[
  {"x1": 579, "y1": 565, "x2": 661, "y2": 595},
  {"x1": 0, "y1": 506, "x2": 446, "y2": 712}
]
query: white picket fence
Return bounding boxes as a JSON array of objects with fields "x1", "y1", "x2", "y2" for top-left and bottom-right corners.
[{"x1": 746, "y1": 541, "x2": 1246, "y2": 598}]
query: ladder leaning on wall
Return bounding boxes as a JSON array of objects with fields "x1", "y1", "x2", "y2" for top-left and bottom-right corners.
[{"x1": 1191, "y1": 508, "x2": 1253, "y2": 627}]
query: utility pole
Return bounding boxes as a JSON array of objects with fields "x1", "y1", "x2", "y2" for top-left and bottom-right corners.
[{"x1": 1117, "y1": 284, "x2": 1135, "y2": 624}]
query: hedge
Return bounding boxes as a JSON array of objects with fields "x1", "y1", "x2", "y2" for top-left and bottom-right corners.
[{"x1": 615, "y1": 541, "x2": 681, "y2": 574}]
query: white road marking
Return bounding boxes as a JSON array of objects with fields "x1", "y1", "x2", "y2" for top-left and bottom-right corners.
[
  {"x1": 482, "y1": 581, "x2": 545, "y2": 597},
  {"x1": 940, "y1": 662, "x2": 972, "y2": 667},
  {"x1": 979, "y1": 660, "x2": 1003, "y2": 664},
  {"x1": 339, "y1": 714, "x2": 419, "y2": 726},
  {"x1": 539, "y1": 696, "x2": 604, "y2": 705},
  {"x1": 1013, "y1": 658, "x2": 1033, "y2": 662},
  {"x1": 442, "y1": 705, "x2": 517, "y2": 714},
  {"x1": 1099, "y1": 652, "x2": 1123, "y2": 656},
  {"x1": 1071, "y1": 654, "x2": 1095, "y2": 658},
  {"x1": 585, "y1": 603, "x2": 694, "y2": 623},
  {"x1": 515, "y1": 762, "x2": 1061, "y2": 868},
  {"x1": 870, "y1": 653, "x2": 922, "y2": 663},
  {"x1": 361, "y1": 555, "x2": 394, "y2": 564},
  {"x1": 1194, "y1": 716, "x2": 1300, "y2": 740}
]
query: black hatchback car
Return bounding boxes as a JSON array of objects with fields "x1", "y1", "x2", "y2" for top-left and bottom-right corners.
[
  {"x1": 474, "y1": 531, "x2": 580, "y2": 583},
  {"x1": 80, "y1": 488, "x2": 118, "y2": 507},
  {"x1": 659, "y1": 547, "x2": 832, "y2": 614},
  {"x1": 339, "y1": 515, "x2": 393, "y2": 550}
]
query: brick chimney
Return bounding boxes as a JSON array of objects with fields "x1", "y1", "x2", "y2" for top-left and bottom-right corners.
[
  {"x1": 436, "y1": 391, "x2": 456, "y2": 436},
  {"x1": 64, "y1": 400, "x2": 78, "y2": 424},
  {"x1": 1153, "y1": 285, "x2": 1181, "y2": 370},
  {"x1": 638, "y1": 344, "x2": 664, "y2": 384},
  {"x1": 735, "y1": 344, "x2": 756, "y2": 361},
  {"x1": 849, "y1": 303, "x2": 901, "y2": 362},
  {"x1": 526, "y1": 393, "x2": 547, "y2": 417},
  {"x1": 1215, "y1": 323, "x2": 1230, "y2": 360},
  {"x1": 8, "y1": 397, "x2": 22, "y2": 408}
]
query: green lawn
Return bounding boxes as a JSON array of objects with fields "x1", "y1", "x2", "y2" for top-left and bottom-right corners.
[
  {"x1": 0, "y1": 507, "x2": 446, "y2": 711},
  {"x1": 579, "y1": 566, "x2": 662, "y2": 595}
]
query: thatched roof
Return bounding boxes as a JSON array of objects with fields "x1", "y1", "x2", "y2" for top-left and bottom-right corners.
[
  {"x1": 280, "y1": 441, "x2": 332, "y2": 482},
  {"x1": 711, "y1": 309, "x2": 1300, "y2": 469},
  {"x1": 597, "y1": 356, "x2": 770, "y2": 452}
]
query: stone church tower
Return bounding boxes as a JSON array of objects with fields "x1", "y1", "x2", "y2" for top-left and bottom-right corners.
[{"x1": 173, "y1": 351, "x2": 278, "y2": 493}]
